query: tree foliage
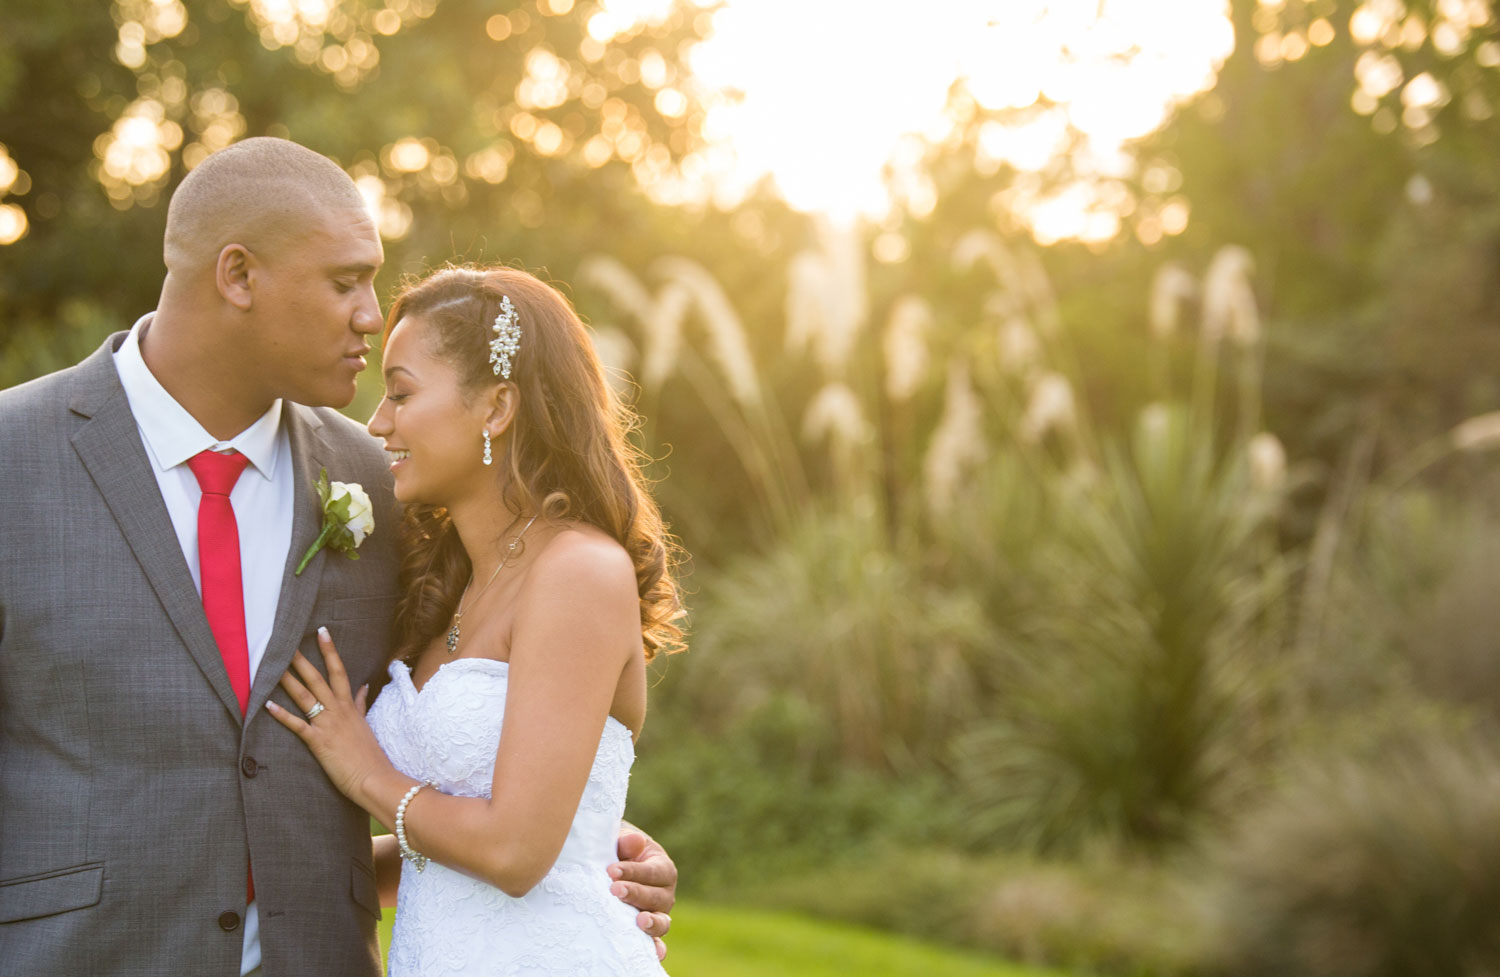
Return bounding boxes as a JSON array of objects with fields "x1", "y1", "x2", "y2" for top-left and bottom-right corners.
[{"x1": 0, "y1": 0, "x2": 712, "y2": 359}]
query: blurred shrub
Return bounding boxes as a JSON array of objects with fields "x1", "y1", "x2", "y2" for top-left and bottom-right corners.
[
  {"x1": 734, "y1": 847, "x2": 1210, "y2": 977},
  {"x1": 624, "y1": 503, "x2": 994, "y2": 890},
  {"x1": 1306, "y1": 483, "x2": 1500, "y2": 726},
  {"x1": 670, "y1": 505, "x2": 995, "y2": 771},
  {"x1": 0, "y1": 301, "x2": 118, "y2": 389},
  {"x1": 1367, "y1": 491, "x2": 1500, "y2": 726},
  {"x1": 928, "y1": 449, "x2": 1053, "y2": 640},
  {"x1": 970, "y1": 856, "x2": 1207, "y2": 977},
  {"x1": 954, "y1": 406, "x2": 1286, "y2": 852},
  {"x1": 1212, "y1": 730, "x2": 1500, "y2": 977},
  {"x1": 625, "y1": 693, "x2": 960, "y2": 893}
]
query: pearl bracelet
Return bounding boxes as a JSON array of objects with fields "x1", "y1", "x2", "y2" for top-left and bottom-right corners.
[{"x1": 395, "y1": 780, "x2": 436, "y2": 872}]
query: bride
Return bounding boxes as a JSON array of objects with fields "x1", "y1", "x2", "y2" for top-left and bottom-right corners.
[{"x1": 267, "y1": 265, "x2": 684, "y2": 975}]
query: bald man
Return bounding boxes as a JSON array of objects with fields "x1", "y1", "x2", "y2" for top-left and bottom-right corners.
[{"x1": 0, "y1": 138, "x2": 675, "y2": 977}]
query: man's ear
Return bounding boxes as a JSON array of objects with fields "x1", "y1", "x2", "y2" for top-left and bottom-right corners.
[
  {"x1": 216, "y1": 243, "x2": 256, "y2": 311},
  {"x1": 485, "y1": 382, "x2": 520, "y2": 439}
]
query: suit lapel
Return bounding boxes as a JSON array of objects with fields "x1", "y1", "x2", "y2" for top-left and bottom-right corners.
[
  {"x1": 247, "y1": 404, "x2": 333, "y2": 720},
  {"x1": 69, "y1": 339, "x2": 246, "y2": 722}
]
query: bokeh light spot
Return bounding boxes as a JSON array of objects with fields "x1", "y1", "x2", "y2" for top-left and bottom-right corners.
[{"x1": 0, "y1": 203, "x2": 28, "y2": 245}]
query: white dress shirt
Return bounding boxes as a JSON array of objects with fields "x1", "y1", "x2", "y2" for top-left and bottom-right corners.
[{"x1": 113, "y1": 313, "x2": 293, "y2": 976}]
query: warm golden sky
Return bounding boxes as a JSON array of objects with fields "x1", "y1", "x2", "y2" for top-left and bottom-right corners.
[
  {"x1": 2, "y1": 0, "x2": 1246, "y2": 250},
  {"x1": 603, "y1": 0, "x2": 1235, "y2": 236}
]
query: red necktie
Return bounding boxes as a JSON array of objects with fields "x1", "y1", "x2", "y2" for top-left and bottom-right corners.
[
  {"x1": 190, "y1": 447, "x2": 258, "y2": 906},
  {"x1": 188, "y1": 449, "x2": 253, "y2": 714},
  {"x1": 188, "y1": 449, "x2": 255, "y2": 905}
]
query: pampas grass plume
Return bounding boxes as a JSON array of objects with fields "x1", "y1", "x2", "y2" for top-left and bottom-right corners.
[
  {"x1": 577, "y1": 254, "x2": 656, "y2": 325},
  {"x1": 883, "y1": 295, "x2": 932, "y2": 401},
  {"x1": 785, "y1": 220, "x2": 868, "y2": 375},
  {"x1": 802, "y1": 382, "x2": 872, "y2": 447},
  {"x1": 652, "y1": 256, "x2": 762, "y2": 407},
  {"x1": 998, "y1": 317, "x2": 1042, "y2": 377},
  {"x1": 953, "y1": 229, "x2": 1024, "y2": 296},
  {"x1": 1202, "y1": 246, "x2": 1260, "y2": 347},
  {"x1": 1247, "y1": 432, "x2": 1288, "y2": 493},
  {"x1": 1149, "y1": 263, "x2": 1198, "y2": 340},
  {"x1": 1019, "y1": 372, "x2": 1077, "y2": 444},
  {"x1": 1452, "y1": 411, "x2": 1500, "y2": 452},
  {"x1": 923, "y1": 360, "x2": 987, "y2": 516},
  {"x1": 587, "y1": 325, "x2": 637, "y2": 398}
]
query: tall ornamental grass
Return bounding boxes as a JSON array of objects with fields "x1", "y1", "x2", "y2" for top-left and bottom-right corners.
[
  {"x1": 676, "y1": 506, "x2": 995, "y2": 770},
  {"x1": 1213, "y1": 730, "x2": 1500, "y2": 977},
  {"x1": 954, "y1": 404, "x2": 1285, "y2": 851},
  {"x1": 592, "y1": 231, "x2": 1296, "y2": 863}
]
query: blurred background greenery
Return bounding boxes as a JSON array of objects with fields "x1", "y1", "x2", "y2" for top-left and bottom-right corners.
[{"x1": 5, "y1": 0, "x2": 1500, "y2": 973}]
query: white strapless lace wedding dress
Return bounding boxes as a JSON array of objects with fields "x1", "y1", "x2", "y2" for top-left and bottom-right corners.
[{"x1": 366, "y1": 657, "x2": 669, "y2": 976}]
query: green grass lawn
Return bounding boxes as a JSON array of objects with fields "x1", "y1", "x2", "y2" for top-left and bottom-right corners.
[{"x1": 378, "y1": 899, "x2": 1074, "y2": 976}]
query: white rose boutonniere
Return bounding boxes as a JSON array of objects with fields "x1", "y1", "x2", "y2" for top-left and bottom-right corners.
[{"x1": 295, "y1": 468, "x2": 375, "y2": 575}]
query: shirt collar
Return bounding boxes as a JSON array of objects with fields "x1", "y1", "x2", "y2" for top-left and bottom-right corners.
[{"x1": 113, "y1": 312, "x2": 284, "y2": 480}]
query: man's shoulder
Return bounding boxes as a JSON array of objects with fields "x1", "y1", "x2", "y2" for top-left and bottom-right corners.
[
  {"x1": 0, "y1": 333, "x2": 123, "y2": 425},
  {"x1": 0, "y1": 361, "x2": 83, "y2": 413},
  {"x1": 290, "y1": 403, "x2": 391, "y2": 483},
  {"x1": 0, "y1": 359, "x2": 103, "y2": 438},
  {"x1": 0, "y1": 351, "x2": 123, "y2": 490},
  {"x1": 301, "y1": 403, "x2": 379, "y2": 448}
]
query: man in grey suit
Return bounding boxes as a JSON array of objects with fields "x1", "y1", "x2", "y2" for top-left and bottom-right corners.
[{"x1": 0, "y1": 138, "x2": 675, "y2": 976}]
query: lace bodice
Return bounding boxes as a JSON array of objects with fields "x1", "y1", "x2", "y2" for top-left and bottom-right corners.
[{"x1": 366, "y1": 658, "x2": 667, "y2": 976}]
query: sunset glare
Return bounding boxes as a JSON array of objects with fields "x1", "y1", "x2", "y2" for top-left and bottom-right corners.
[{"x1": 607, "y1": 0, "x2": 1236, "y2": 238}]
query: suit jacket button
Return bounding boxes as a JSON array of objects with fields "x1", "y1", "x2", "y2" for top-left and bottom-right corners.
[
  {"x1": 218, "y1": 910, "x2": 241, "y2": 931},
  {"x1": 241, "y1": 756, "x2": 258, "y2": 778}
]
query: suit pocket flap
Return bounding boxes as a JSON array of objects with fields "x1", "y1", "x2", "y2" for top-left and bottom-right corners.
[
  {"x1": 330, "y1": 595, "x2": 398, "y2": 623},
  {"x1": 350, "y1": 858, "x2": 381, "y2": 921},
  {"x1": 0, "y1": 864, "x2": 104, "y2": 923}
]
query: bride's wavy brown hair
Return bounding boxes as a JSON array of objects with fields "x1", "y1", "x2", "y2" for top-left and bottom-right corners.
[{"x1": 385, "y1": 265, "x2": 685, "y2": 662}]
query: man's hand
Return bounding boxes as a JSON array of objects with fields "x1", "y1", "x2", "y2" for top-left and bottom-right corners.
[{"x1": 610, "y1": 825, "x2": 677, "y2": 961}]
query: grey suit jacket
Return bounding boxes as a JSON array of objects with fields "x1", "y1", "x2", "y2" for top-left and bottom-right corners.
[{"x1": 0, "y1": 334, "x2": 402, "y2": 976}]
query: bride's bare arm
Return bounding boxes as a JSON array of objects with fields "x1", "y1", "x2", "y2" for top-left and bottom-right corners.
[
  {"x1": 270, "y1": 531, "x2": 652, "y2": 900},
  {"x1": 387, "y1": 535, "x2": 635, "y2": 892}
]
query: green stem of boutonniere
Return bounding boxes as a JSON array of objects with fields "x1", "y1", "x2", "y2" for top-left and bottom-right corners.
[{"x1": 295, "y1": 521, "x2": 338, "y2": 576}]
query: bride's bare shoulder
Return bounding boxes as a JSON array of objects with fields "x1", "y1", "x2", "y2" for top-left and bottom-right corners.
[{"x1": 526, "y1": 522, "x2": 635, "y2": 600}]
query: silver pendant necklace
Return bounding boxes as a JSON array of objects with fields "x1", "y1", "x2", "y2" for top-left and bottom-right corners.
[{"x1": 446, "y1": 514, "x2": 539, "y2": 655}]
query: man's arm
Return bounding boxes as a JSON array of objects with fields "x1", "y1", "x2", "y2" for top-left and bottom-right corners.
[{"x1": 373, "y1": 832, "x2": 401, "y2": 907}]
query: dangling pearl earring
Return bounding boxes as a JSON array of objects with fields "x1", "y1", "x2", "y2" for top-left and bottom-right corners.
[{"x1": 482, "y1": 430, "x2": 493, "y2": 466}]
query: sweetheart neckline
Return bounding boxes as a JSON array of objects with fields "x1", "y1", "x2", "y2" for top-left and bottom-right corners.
[
  {"x1": 396, "y1": 654, "x2": 507, "y2": 695},
  {"x1": 387, "y1": 658, "x2": 636, "y2": 740}
]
